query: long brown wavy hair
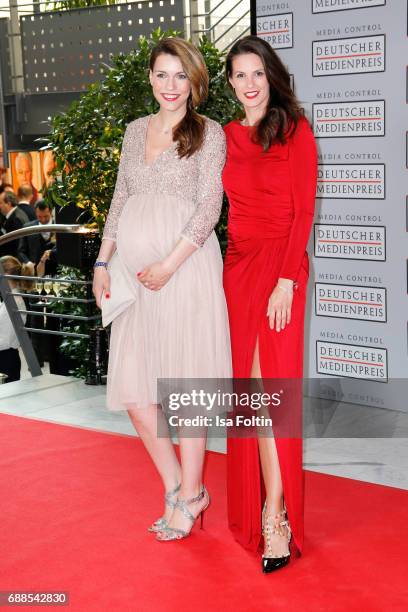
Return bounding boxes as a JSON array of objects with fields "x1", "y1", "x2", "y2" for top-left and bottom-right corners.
[
  {"x1": 1, "y1": 256, "x2": 33, "y2": 291},
  {"x1": 226, "y1": 36, "x2": 303, "y2": 149},
  {"x1": 149, "y1": 37, "x2": 209, "y2": 158}
]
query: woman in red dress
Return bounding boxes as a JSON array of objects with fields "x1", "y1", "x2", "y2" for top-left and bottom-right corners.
[{"x1": 222, "y1": 36, "x2": 317, "y2": 572}]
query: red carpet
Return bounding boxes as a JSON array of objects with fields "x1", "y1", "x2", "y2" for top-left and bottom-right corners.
[{"x1": 0, "y1": 413, "x2": 407, "y2": 612}]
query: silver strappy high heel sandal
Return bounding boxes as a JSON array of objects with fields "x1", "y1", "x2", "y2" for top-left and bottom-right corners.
[
  {"x1": 147, "y1": 482, "x2": 181, "y2": 533},
  {"x1": 262, "y1": 504, "x2": 292, "y2": 573},
  {"x1": 156, "y1": 485, "x2": 210, "y2": 541}
]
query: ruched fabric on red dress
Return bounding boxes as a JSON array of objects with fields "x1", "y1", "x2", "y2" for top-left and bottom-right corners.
[{"x1": 222, "y1": 117, "x2": 317, "y2": 555}]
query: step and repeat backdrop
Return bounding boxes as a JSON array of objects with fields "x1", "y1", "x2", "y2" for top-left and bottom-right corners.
[{"x1": 251, "y1": 0, "x2": 408, "y2": 411}]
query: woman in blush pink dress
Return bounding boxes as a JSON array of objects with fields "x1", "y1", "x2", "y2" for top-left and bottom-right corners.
[{"x1": 92, "y1": 38, "x2": 231, "y2": 541}]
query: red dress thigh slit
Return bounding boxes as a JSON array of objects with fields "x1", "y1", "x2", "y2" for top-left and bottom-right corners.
[{"x1": 222, "y1": 117, "x2": 317, "y2": 555}]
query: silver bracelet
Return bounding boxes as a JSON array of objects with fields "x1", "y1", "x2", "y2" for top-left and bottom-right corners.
[{"x1": 94, "y1": 261, "x2": 108, "y2": 269}]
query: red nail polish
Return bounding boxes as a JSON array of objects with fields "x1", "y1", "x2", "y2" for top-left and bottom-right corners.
[
  {"x1": 137, "y1": 273, "x2": 141, "y2": 277},
  {"x1": 106, "y1": 293, "x2": 110, "y2": 299}
]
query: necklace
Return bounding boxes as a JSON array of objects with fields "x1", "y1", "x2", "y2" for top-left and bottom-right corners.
[
  {"x1": 152, "y1": 114, "x2": 173, "y2": 135},
  {"x1": 156, "y1": 123, "x2": 172, "y2": 134}
]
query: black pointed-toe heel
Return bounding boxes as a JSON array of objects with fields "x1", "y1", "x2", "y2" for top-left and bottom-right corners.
[{"x1": 261, "y1": 506, "x2": 291, "y2": 574}]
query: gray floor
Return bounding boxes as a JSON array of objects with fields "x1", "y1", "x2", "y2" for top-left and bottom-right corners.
[{"x1": 0, "y1": 356, "x2": 406, "y2": 491}]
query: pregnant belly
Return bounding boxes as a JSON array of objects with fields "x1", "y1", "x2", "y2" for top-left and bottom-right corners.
[{"x1": 116, "y1": 193, "x2": 192, "y2": 273}]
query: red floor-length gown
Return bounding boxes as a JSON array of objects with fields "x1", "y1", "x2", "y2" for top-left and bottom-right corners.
[{"x1": 222, "y1": 116, "x2": 317, "y2": 555}]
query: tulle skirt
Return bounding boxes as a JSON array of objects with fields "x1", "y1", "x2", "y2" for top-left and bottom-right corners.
[{"x1": 106, "y1": 193, "x2": 232, "y2": 410}]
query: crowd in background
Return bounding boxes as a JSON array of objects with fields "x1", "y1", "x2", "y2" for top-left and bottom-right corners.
[
  {"x1": 0, "y1": 177, "x2": 58, "y2": 383},
  {"x1": 0, "y1": 182, "x2": 56, "y2": 275}
]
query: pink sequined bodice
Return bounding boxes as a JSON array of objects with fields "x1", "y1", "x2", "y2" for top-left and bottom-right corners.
[{"x1": 102, "y1": 114, "x2": 226, "y2": 248}]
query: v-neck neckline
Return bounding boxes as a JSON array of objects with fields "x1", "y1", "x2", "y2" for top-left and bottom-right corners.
[{"x1": 142, "y1": 114, "x2": 177, "y2": 168}]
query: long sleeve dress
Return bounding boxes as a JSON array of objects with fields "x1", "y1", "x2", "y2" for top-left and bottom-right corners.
[
  {"x1": 222, "y1": 116, "x2": 317, "y2": 555},
  {"x1": 101, "y1": 115, "x2": 232, "y2": 410}
]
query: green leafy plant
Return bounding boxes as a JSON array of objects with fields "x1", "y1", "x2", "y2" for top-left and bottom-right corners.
[
  {"x1": 45, "y1": 0, "x2": 117, "y2": 10},
  {"x1": 44, "y1": 28, "x2": 239, "y2": 245},
  {"x1": 43, "y1": 28, "x2": 240, "y2": 378},
  {"x1": 48, "y1": 266, "x2": 98, "y2": 377}
]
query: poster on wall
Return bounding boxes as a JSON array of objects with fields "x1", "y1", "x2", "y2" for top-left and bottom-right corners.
[
  {"x1": 40, "y1": 149, "x2": 57, "y2": 189},
  {"x1": 6, "y1": 149, "x2": 57, "y2": 200},
  {"x1": 9, "y1": 151, "x2": 43, "y2": 201},
  {"x1": 252, "y1": 0, "x2": 408, "y2": 411}
]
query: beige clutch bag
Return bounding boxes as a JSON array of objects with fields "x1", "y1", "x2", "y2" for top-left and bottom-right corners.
[{"x1": 100, "y1": 251, "x2": 137, "y2": 327}]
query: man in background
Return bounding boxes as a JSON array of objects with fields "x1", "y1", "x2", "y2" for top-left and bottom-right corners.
[
  {"x1": 0, "y1": 184, "x2": 17, "y2": 231},
  {"x1": 17, "y1": 200, "x2": 56, "y2": 274},
  {"x1": 0, "y1": 192, "x2": 29, "y2": 257},
  {"x1": 0, "y1": 183, "x2": 14, "y2": 195},
  {"x1": 15, "y1": 153, "x2": 39, "y2": 206},
  {"x1": 17, "y1": 185, "x2": 36, "y2": 221}
]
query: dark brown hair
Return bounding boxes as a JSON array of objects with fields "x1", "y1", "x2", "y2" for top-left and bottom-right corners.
[
  {"x1": 4, "y1": 192, "x2": 18, "y2": 207},
  {"x1": 226, "y1": 36, "x2": 303, "y2": 149},
  {"x1": 0, "y1": 183, "x2": 13, "y2": 194},
  {"x1": 149, "y1": 37, "x2": 208, "y2": 158},
  {"x1": 35, "y1": 199, "x2": 51, "y2": 211}
]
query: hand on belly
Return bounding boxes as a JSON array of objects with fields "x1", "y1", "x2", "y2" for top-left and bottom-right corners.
[{"x1": 137, "y1": 260, "x2": 175, "y2": 291}]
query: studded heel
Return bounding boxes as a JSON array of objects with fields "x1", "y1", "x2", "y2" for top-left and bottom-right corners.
[{"x1": 262, "y1": 506, "x2": 292, "y2": 573}]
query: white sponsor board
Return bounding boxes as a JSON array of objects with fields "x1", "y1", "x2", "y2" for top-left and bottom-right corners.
[
  {"x1": 312, "y1": 0, "x2": 386, "y2": 13},
  {"x1": 255, "y1": 1, "x2": 292, "y2": 15},
  {"x1": 316, "y1": 341, "x2": 388, "y2": 381},
  {"x1": 313, "y1": 35, "x2": 385, "y2": 76},
  {"x1": 315, "y1": 283, "x2": 387, "y2": 321},
  {"x1": 252, "y1": 1, "x2": 407, "y2": 410},
  {"x1": 317, "y1": 164, "x2": 385, "y2": 199},
  {"x1": 313, "y1": 100, "x2": 385, "y2": 137},
  {"x1": 314, "y1": 224, "x2": 386, "y2": 260},
  {"x1": 256, "y1": 12, "x2": 293, "y2": 48}
]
